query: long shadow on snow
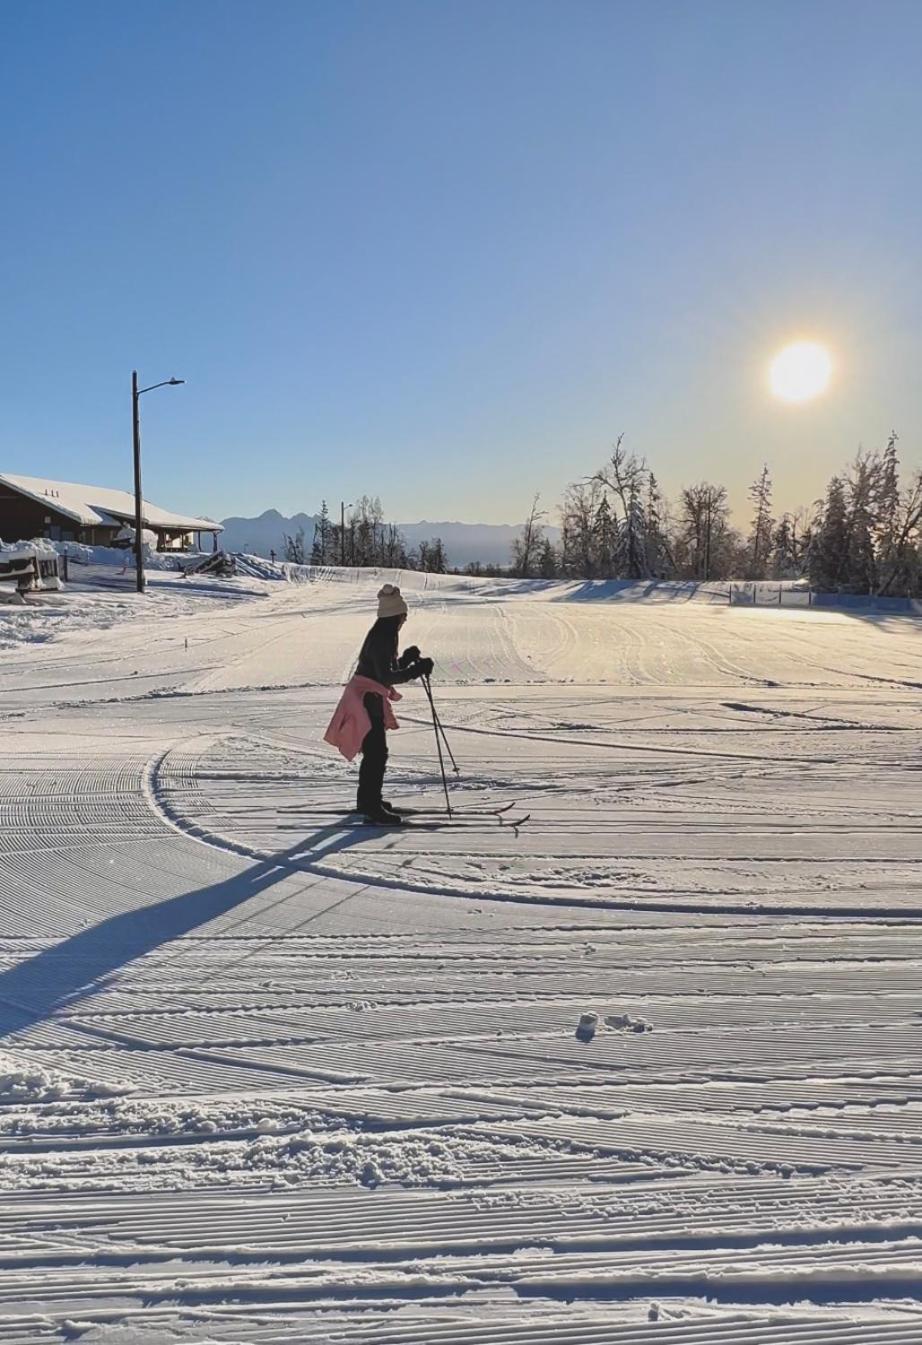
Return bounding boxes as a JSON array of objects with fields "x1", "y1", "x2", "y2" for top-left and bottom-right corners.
[{"x1": 0, "y1": 823, "x2": 383, "y2": 1041}]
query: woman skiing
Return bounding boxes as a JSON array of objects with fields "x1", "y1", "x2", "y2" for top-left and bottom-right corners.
[{"x1": 324, "y1": 584, "x2": 432, "y2": 825}]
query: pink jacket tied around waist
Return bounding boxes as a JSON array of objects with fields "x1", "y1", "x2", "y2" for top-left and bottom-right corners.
[{"x1": 324, "y1": 675, "x2": 401, "y2": 762}]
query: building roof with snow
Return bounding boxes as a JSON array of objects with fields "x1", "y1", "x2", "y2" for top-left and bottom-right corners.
[{"x1": 0, "y1": 474, "x2": 222, "y2": 534}]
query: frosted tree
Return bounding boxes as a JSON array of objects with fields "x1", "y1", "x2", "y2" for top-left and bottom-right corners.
[
  {"x1": 417, "y1": 537, "x2": 447, "y2": 572},
  {"x1": 770, "y1": 514, "x2": 798, "y2": 578},
  {"x1": 538, "y1": 537, "x2": 559, "y2": 577},
  {"x1": 808, "y1": 476, "x2": 850, "y2": 590},
  {"x1": 349, "y1": 496, "x2": 383, "y2": 568},
  {"x1": 844, "y1": 454, "x2": 879, "y2": 592},
  {"x1": 559, "y1": 481, "x2": 602, "y2": 578},
  {"x1": 511, "y1": 494, "x2": 546, "y2": 578},
  {"x1": 877, "y1": 461, "x2": 922, "y2": 597},
  {"x1": 747, "y1": 464, "x2": 774, "y2": 579},
  {"x1": 678, "y1": 483, "x2": 731, "y2": 581},
  {"x1": 790, "y1": 505, "x2": 812, "y2": 574},
  {"x1": 594, "y1": 435, "x2": 652, "y2": 579},
  {"x1": 311, "y1": 499, "x2": 331, "y2": 565},
  {"x1": 379, "y1": 522, "x2": 408, "y2": 567},
  {"x1": 283, "y1": 528, "x2": 306, "y2": 565},
  {"x1": 873, "y1": 432, "x2": 902, "y2": 592},
  {"x1": 644, "y1": 473, "x2": 674, "y2": 578},
  {"x1": 592, "y1": 494, "x2": 617, "y2": 577},
  {"x1": 613, "y1": 483, "x2": 648, "y2": 579}
]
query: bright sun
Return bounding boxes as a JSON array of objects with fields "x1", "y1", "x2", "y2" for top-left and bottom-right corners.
[{"x1": 769, "y1": 340, "x2": 833, "y2": 403}]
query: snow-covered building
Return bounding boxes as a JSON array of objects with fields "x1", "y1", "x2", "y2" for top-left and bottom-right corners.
[{"x1": 0, "y1": 474, "x2": 222, "y2": 551}]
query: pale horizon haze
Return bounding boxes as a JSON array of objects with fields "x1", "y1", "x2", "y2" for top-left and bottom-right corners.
[{"x1": 2, "y1": 0, "x2": 920, "y2": 527}]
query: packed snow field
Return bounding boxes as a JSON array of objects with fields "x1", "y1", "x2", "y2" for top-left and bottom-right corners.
[{"x1": 1, "y1": 568, "x2": 921, "y2": 1341}]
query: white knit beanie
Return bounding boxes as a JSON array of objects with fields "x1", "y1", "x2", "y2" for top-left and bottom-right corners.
[{"x1": 377, "y1": 583, "x2": 408, "y2": 619}]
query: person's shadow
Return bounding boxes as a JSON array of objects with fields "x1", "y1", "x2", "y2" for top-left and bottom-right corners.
[{"x1": 0, "y1": 822, "x2": 382, "y2": 1043}]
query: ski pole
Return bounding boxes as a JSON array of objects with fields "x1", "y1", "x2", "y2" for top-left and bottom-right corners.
[
  {"x1": 423, "y1": 676, "x2": 452, "y2": 818},
  {"x1": 424, "y1": 676, "x2": 460, "y2": 775},
  {"x1": 425, "y1": 675, "x2": 460, "y2": 773}
]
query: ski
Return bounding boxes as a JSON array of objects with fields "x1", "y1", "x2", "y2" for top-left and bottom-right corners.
[
  {"x1": 293, "y1": 810, "x2": 530, "y2": 831},
  {"x1": 304, "y1": 816, "x2": 528, "y2": 831},
  {"x1": 382, "y1": 815, "x2": 529, "y2": 831},
  {"x1": 392, "y1": 801, "x2": 518, "y2": 817},
  {"x1": 291, "y1": 801, "x2": 519, "y2": 819},
  {"x1": 402, "y1": 811, "x2": 530, "y2": 830}
]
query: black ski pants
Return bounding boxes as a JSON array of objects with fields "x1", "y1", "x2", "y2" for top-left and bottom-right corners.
[{"x1": 357, "y1": 692, "x2": 388, "y2": 810}]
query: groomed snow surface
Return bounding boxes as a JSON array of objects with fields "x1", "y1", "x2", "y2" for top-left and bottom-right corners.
[{"x1": 1, "y1": 567, "x2": 921, "y2": 1342}]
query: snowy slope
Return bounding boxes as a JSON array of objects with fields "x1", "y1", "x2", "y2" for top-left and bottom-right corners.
[{"x1": 0, "y1": 571, "x2": 920, "y2": 1341}]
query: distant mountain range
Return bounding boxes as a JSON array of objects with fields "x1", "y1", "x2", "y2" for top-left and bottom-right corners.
[{"x1": 219, "y1": 509, "x2": 561, "y2": 568}]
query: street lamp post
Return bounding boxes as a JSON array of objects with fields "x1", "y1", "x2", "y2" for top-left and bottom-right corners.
[{"x1": 132, "y1": 371, "x2": 185, "y2": 593}]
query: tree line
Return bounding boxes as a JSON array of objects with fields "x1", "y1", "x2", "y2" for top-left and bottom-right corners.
[
  {"x1": 284, "y1": 435, "x2": 922, "y2": 596},
  {"x1": 507, "y1": 432, "x2": 922, "y2": 596},
  {"x1": 284, "y1": 497, "x2": 449, "y2": 573}
]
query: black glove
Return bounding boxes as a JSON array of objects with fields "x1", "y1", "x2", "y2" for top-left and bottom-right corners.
[
  {"x1": 415, "y1": 657, "x2": 434, "y2": 678},
  {"x1": 399, "y1": 645, "x2": 421, "y2": 668}
]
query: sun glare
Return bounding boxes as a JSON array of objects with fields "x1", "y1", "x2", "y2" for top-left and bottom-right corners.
[{"x1": 769, "y1": 340, "x2": 833, "y2": 403}]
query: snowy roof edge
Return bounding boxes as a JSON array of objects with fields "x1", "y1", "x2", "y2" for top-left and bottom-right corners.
[{"x1": 0, "y1": 473, "x2": 223, "y2": 533}]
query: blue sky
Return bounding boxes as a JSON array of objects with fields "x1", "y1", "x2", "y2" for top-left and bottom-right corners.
[{"x1": 2, "y1": 0, "x2": 920, "y2": 525}]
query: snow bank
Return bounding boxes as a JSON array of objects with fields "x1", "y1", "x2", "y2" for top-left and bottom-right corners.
[
  {"x1": 56, "y1": 540, "x2": 187, "y2": 571},
  {"x1": 0, "y1": 536, "x2": 59, "y2": 559},
  {"x1": 282, "y1": 566, "x2": 922, "y2": 613},
  {"x1": 285, "y1": 566, "x2": 922, "y2": 615}
]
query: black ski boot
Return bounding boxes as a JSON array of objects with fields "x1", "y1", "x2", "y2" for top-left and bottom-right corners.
[{"x1": 362, "y1": 805, "x2": 405, "y2": 827}]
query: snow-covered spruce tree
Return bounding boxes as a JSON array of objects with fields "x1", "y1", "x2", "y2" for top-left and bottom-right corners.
[
  {"x1": 592, "y1": 493, "x2": 617, "y2": 578},
  {"x1": 877, "y1": 461, "x2": 922, "y2": 597},
  {"x1": 538, "y1": 537, "x2": 559, "y2": 577},
  {"x1": 873, "y1": 432, "x2": 902, "y2": 594},
  {"x1": 770, "y1": 514, "x2": 797, "y2": 578},
  {"x1": 747, "y1": 464, "x2": 774, "y2": 579},
  {"x1": 644, "y1": 474, "x2": 675, "y2": 578},
  {"x1": 613, "y1": 482, "x2": 648, "y2": 579},
  {"x1": 844, "y1": 454, "x2": 879, "y2": 593},
  {"x1": 808, "y1": 475, "x2": 850, "y2": 590},
  {"x1": 311, "y1": 500, "x2": 332, "y2": 565}
]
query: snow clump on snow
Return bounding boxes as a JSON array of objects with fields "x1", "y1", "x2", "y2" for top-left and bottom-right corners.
[
  {"x1": 606, "y1": 1012, "x2": 653, "y2": 1033},
  {"x1": 0, "y1": 1056, "x2": 129, "y2": 1104},
  {"x1": 574, "y1": 1011, "x2": 653, "y2": 1040},
  {"x1": 243, "y1": 1129, "x2": 470, "y2": 1189}
]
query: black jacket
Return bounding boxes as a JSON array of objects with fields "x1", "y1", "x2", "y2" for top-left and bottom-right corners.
[{"x1": 356, "y1": 618, "x2": 425, "y2": 688}]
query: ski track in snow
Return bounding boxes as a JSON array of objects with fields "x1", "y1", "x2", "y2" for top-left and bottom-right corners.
[{"x1": 1, "y1": 570, "x2": 921, "y2": 1341}]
